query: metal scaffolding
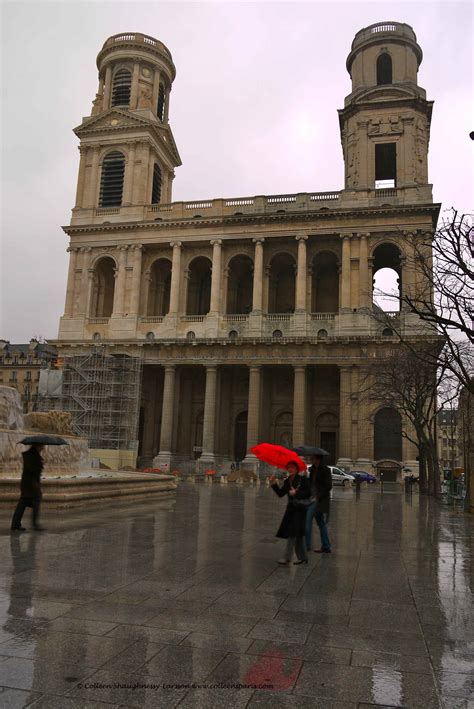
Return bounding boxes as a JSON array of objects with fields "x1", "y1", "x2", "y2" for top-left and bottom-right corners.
[{"x1": 58, "y1": 351, "x2": 142, "y2": 451}]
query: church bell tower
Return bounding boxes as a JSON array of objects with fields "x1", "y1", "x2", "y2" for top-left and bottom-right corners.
[
  {"x1": 338, "y1": 22, "x2": 433, "y2": 200},
  {"x1": 72, "y1": 32, "x2": 181, "y2": 222}
]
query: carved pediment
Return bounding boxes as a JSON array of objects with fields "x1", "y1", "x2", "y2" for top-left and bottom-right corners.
[
  {"x1": 354, "y1": 85, "x2": 419, "y2": 105},
  {"x1": 74, "y1": 108, "x2": 155, "y2": 136}
]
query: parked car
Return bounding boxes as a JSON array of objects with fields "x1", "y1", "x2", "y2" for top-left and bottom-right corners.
[
  {"x1": 351, "y1": 471, "x2": 377, "y2": 484},
  {"x1": 328, "y1": 466, "x2": 355, "y2": 487}
]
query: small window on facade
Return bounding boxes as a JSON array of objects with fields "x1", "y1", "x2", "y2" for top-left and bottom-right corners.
[
  {"x1": 318, "y1": 329, "x2": 328, "y2": 339},
  {"x1": 375, "y1": 143, "x2": 396, "y2": 189},
  {"x1": 111, "y1": 68, "x2": 132, "y2": 107},
  {"x1": 229, "y1": 330, "x2": 238, "y2": 340},
  {"x1": 146, "y1": 332, "x2": 155, "y2": 341},
  {"x1": 99, "y1": 151, "x2": 125, "y2": 207},
  {"x1": 187, "y1": 331, "x2": 196, "y2": 340},
  {"x1": 382, "y1": 328, "x2": 394, "y2": 337},
  {"x1": 151, "y1": 163, "x2": 162, "y2": 204},
  {"x1": 157, "y1": 83, "x2": 165, "y2": 121},
  {"x1": 26, "y1": 371, "x2": 32, "y2": 381},
  {"x1": 93, "y1": 332, "x2": 101, "y2": 341},
  {"x1": 272, "y1": 329, "x2": 283, "y2": 339},
  {"x1": 11, "y1": 371, "x2": 17, "y2": 381},
  {"x1": 377, "y1": 53, "x2": 392, "y2": 85}
]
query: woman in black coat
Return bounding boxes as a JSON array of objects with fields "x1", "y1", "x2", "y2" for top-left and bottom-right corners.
[
  {"x1": 270, "y1": 461, "x2": 311, "y2": 565},
  {"x1": 11, "y1": 444, "x2": 44, "y2": 532}
]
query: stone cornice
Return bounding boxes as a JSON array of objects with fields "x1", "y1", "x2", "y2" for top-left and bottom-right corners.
[{"x1": 63, "y1": 202, "x2": 441, "y2": 237}]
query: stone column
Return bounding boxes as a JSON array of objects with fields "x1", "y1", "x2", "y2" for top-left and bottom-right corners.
[
  {"x1": 251, "y1": 238, "x2": 264, "y2": 312},
  {"x1": 64, "y1": 247, "x2": 79, "y2": 317},
  {"x1": 247, "y1": 365, "x2": 261, "y2": 451},
  {"x1": 74, "y1": 147, "x2": 87, "y2": 208},
  {"x1": 112, "y1": 246, "x2": 128, "y2": 317},
  {"x1": 337, "y1": 365, "x2": 353, "y2": 467},
  {"x1": 340, "y1": 235, "x2": 351, "y2": 311},
  {"x1": 129, "y1": 245, "x2": 143, "y2": 316},
  {"x1": 79, "y1": 248, "x2": 93, "y2": 316},
  {"x1": 356, "y1": 366, "x2": 373, "y2": 467},
  {"x1": 152, "y1": 68, "x2": 161, "y2": 109},
  {"x1": 293, "y1": 365, "x2": 306, "y2": 447},
  {"x1": 199, "y1": 365, "x2": 218, "y2": 468},
  {"x1": 242, "y1": 365, "x2": 262, "y2": 471},
  {"x1": 86, "y1": 147, "x2": 100, "y2": 208},
  {"x1": 358, "y1": 233, "x2": 370, "y2": 310},
  {"x1": 209, "y1": 239, "x2": 222, "y2": 313},
  {"x1": 295, "y1": 235, "x2": 308, "y2": 311},
  {"x1": 130, "y1": 62, "x2": 140, "y2": 109},
  {"x1": 155, "y1": 365, "x2": 176, "y2": 465},
  {"x1": 102, "y1": 65, "x2": 112, "y2": 108},
  {"x1": 123, "y1": 143, "x2": 136, "y2": 206},
  {"x1": 168, "y1": 241, "x2": 182, "y2": 315}
]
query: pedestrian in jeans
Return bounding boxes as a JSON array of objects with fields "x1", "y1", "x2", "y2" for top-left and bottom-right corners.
[
  {"x1": 11, "y1": 444, "x2": 45, "y2": 532},
  {"x1": 307, "y1": 454, "x2": 332, "y2": 553},
  {"x1": 269, "y1": 461, "x2": 311, "y2": 565}
]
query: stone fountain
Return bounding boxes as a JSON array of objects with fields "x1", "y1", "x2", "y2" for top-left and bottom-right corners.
[{"x1": 0, "y1": 386, "x2": 176, "y2": 509}]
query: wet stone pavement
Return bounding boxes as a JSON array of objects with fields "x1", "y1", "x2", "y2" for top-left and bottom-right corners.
[{"x1": 0, "y1": 483, "x2": 473, "y2": 709}]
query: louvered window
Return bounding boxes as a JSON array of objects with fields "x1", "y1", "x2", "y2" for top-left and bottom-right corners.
[
  {"x1": 111, "y1": 69, "x2": 132, "y2": 106},
  {"x1": 157, "y1": 83, "x2": 165, "y2": 121},
  {"x1": 151, "y1": 163, "x2": 162, "y2": 204},
  {"x1": 99, "y1": 152, "x2": 125, "y2": 207}
]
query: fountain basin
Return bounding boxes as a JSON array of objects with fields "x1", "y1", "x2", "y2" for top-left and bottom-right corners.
[{"x1": 0, "y1": 472, "x2": 177, "y2": 509}]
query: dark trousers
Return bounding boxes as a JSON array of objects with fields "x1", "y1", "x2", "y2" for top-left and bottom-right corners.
[
  {"x1": 315, "y1": 509, "x2": 331, "y2": 551},
  {"x1": 11, "y1": 497, "x2": 41, "y2": 529}
]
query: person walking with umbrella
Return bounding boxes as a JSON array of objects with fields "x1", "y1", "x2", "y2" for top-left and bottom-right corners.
[
  {"x1": 308, "y1": 453, "x2": 332, "y2": 553},
  {"x1": 10, "y1": 434, "x2": 68, "y2": 532},
  {"x1": 250, "y1": 444, "x2": 311, "y2": 564},
  {"x1": 11, "y1": 443, "x2": 45, "y2": 532}
]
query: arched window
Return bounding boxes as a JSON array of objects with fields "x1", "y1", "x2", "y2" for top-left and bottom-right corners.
[
  {"x1": 317, "y1": 329, "x2": 328, "y2": 339},
  {"x1": 272, "y1": 329, "x2": 283, "y2": 339},
  {"x1": 151, "y1": 163, "x2": 162, "y2": 204},
  {"x1": 374, "y1": 407, "x2": 402, "y2": 461},
  {"x1": 157, "y1": 83, "x2": 165, "y2": 121},
  {"x1": 111, "y1": 68, "x2": 132, "y2": 107},
  {"x1": 377, "y1": 53, "x2": 392, "y2": 85},
  {"x1": 99, "y1": 151, "x2": 125, "y2": 207}
]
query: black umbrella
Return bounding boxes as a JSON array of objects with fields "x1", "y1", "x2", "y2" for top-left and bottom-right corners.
[
  {"x1": 19, "y1": 435, "x2": 69, "y2": 446},
  {"x1": 292, "y1": 445, "x2": 329, "y2": 457}
]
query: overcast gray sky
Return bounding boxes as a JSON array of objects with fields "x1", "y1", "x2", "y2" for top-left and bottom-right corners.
[{"x1": 1, "y1": 0, "x2": 473, "y2": 342}]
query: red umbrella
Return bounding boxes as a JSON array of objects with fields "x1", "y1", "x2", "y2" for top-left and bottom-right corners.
[{"x1": 250, "y1": 443, "x2": 306, "y2": 472}]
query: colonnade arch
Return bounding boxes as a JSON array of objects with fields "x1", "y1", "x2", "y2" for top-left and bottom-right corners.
[
  {"x1": 372, "y1": 242, "x2": 402, "y2": 312},
  {"x1": 91, "y1": 256, "x2": 116, "y2": 317},
  {"x1": 147, "y1": 258, "x2": 171, "y2": 316},
  {"x1": 186, "y1": 257, "x2": 212, "y2": 315},
  {"x1": 226, "y1": 255, "x2": 253, "y2": 314},
  {"x1": 311, "y1": 251, "x2": 339, "y2": 312},
  {"x1": 268, "y1": 253, "x2": 296, "y2": 314}
]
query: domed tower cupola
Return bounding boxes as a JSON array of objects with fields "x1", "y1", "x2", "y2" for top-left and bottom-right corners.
[
  {"x1": 338, "y1": 22, "x2": 433, "y2": 199},
  {"x1": 72, "y1": 33, "x2": 181, "y2": 215}
]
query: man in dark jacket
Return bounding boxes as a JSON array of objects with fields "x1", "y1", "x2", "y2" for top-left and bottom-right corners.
[
  {"x1": 308, "y1": 454, "x2": 332, "y2": 553},
  {"x1": 11, "y1": 444, "x2": 44, "y2": 532}
]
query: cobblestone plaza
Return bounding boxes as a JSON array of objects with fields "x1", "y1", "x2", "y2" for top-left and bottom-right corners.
[{"x1": 0, "y1": 484, "x2": 472, "y2": 708}]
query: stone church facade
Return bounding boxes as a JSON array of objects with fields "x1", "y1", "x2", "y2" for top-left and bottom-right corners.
[{"x1": 56, "y1": 22, "x2": 440, "y2": 476}]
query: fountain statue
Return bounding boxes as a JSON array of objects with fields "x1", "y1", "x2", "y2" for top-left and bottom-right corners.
[{"x1": 0, "y1": 386, "x2": 176, "y2": 508}]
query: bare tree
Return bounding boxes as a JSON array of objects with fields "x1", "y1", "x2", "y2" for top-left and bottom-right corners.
[{"x1": 364, "y1": 343, "x2": 456, "y2": 497}]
